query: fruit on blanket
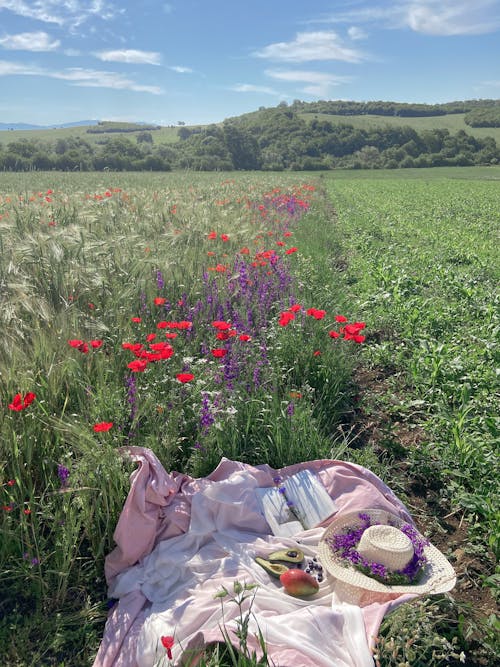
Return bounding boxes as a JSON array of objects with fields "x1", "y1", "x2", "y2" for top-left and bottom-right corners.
[
  {"x1": 280, "y1": 569, "x2": 319, "y2": 597},
  {"x1": 268, "y1": 548, "x2": 304, "y2": 563},
  {"x1": 255, "y1": 557, "x2": 288, "y2": 578}
]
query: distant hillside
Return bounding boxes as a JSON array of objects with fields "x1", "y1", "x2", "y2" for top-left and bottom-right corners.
[
  {"x1": 0, "y1": 120, "x2": 99, "y2": 131},
  {"x1": 0, "y1": 99, "x2": 499, "y2": 171}
]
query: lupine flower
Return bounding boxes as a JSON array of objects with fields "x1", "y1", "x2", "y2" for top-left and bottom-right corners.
[{"x1": 57, "y1": 464, "x2": 70, "y2": 488}]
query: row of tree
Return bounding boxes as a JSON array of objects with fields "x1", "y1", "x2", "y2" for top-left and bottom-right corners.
[
  {"x1": 0, "y1": 108, "x2": 498, "y2": 171},
  {"x1": 286, "y1": 98, "x2": 500, "y2": 117},
  {"x1": 465, "y1": 107, "x2": 500, "y2": 128}
]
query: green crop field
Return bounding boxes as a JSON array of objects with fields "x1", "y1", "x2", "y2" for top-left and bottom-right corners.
[{"x1": 0, "y1": 168, "x2": 498, "y2": 666}]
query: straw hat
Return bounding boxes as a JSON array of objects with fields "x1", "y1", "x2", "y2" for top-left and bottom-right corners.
[{"x1": 318, "y1": 509, "x2": 456, "y2": 595}]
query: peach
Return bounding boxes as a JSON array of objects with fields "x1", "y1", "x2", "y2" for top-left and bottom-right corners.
[{"x1": 280, "y1": 568, "x2": 319, "y2": 597}]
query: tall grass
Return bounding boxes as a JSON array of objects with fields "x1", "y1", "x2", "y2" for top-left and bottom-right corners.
[{"x1": 1, "y1": 172, "x2": 360, "y2": 665}]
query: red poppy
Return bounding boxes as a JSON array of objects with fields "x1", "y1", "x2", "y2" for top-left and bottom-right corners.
[
  {"x1": 239, "y1": 247, "x2": 250, "y2": 254},
  {"x1": 283, "y1": 231, "x2": 292, "y2": 237},
  {"x1": 8, "y1": 392, "x2": 36, "y2": 411},
  {"x1": 208, "y1": 231, "x2": 217, "y2": 240},
  {"x1": 176, "y1": 373, "x2": 194, "y2": 383},
  {"x1": 353, "y1": 334, "x2": 366, "y2": 343},
  {"x1": 239, "y1": 334, "x2": 251, "y2": 341},
  {"x1": 161, "y1": 636, "x2": 174, "y2": 659},
  {"x1": 165, "y1": 332, "x2": 178, "y2": 339},
  {"x1": 335, "y1": 315, "x2": 348, "y2": 323},
  {"x1": 131, "y1": 317, "x2": 142, "y2": 323},
  {"x1": 128, "y1": 359, "x2": 148, "y2": 372},
  {"x1": 328, "y1": 330, "x2": 340, "y2": 339},
  {"x1": 306, "y1": 308, "x2": 326, "y2": 320},
  {"x1": 211, "y1": 348, "x2": 227, "y2": 358},
  {"x1": 344, "y1": 323, "x2": 365, "y2": 335},
  {"x1": 7, "y1": 480, "x2": 16, "y2": 486},
  {"x1": 313, "y1": 350, "x2": 322, "y2": 356},
  {"x1": 285, "y1": 247, "x2": 298, "y2": 255},
  {"x1": 176, "y1": 321, "x2": 192, "y2": 330},
  {"x1": 68, "y1": 339, "x2": 85, "y2": 349},
  {"x1": 289, "y1": 304, "x2": 302, "y2": 312},
  {"x1": 93, "y1": 422, "x2": 113, "y2": 432},
  {"x1": 212, "y1": 320, "x2": 231, "y2": 331},
  {"x1": 278, "y1": 312, "x2": 295, "y2": 327},
  {"x1": 90, "y1": 340, "x2": 103, "y2": 349},
  {"x1": 220, "y1": 234, "x2": 229, "y2": 242},
  {"x1": 154, "y1": 297, "x2": 167, "y2": 306},
  {"x1": 146, "y1": 333, "x2": 157, "y2": 342},
  {"x1": 127, "y1": 343, "x2": 145, "y2": 353},
  {"x1": 157, "y1": 321, "x2": 168, "y2": 329}
]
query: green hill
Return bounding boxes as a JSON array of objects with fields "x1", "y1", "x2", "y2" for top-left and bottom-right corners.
[{"x1": 0, "y1": 99, "x2": 499, "y2": 171}]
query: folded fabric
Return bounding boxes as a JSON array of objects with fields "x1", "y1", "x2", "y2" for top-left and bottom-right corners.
[{"x1": 93, "y1": 448, "x2": 418, "y2": 667}]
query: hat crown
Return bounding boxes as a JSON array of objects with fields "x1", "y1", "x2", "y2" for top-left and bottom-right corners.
[{"x1": 357, "y1": 524, "x2": 413, "y2": 571}]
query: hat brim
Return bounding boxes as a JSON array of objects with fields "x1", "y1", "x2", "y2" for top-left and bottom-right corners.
[{"x1": 318, "y1": 509, "x2": 456, "y2": 595}]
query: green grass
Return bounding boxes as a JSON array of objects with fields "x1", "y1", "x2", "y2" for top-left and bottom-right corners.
[
  {"x1": 300, "y1": 111, "x2": 500, "y2": 143},
  {"x1": 0, "y1": 124, "x2": 181, "y2": 146}
]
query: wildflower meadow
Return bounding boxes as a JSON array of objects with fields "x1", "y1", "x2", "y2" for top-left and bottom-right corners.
[{"x1": 0, "y1": 168, "x2": 498, "y2": 666}]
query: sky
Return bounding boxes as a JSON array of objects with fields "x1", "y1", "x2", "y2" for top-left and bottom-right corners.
[{"x1": 0, "y1": 0, "x2": 499, "y2": 126}]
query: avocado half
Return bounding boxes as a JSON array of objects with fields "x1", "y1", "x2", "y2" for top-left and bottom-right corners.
[
  {"x1": 268, "y1": 548, "x2": 304, "y2": 564},
  {"x1": 255, "y1": 557, "x2": 289, "y2": 578}
]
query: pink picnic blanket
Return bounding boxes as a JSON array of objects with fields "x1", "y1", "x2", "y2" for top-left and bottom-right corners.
[{"x1": 93, "y1": 448, "x2": 418, "y2": 667}]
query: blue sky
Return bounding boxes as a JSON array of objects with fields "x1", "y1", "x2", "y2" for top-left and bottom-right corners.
[{"x1": 0, "y1": 0, "x2": 499, "y2": 126}]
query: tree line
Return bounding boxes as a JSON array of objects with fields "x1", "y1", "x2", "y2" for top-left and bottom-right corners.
[{"x1": 0, "y1": 107, "x2": 498, "y2": 172}]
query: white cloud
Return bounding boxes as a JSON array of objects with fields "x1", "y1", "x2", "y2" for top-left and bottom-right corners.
[
  {"x1": 95, "y1": 49, "x2": 162, "y2": 65},
  {"x1": 169, "y1": 65, "x2": 193, "y2": 73},
  {"x1": 403, "y1": 0, "x2": 500, "y2": 36},
  {"x1": 266, "y1": 69, "x2": 353, "y2": 97},
  {"x1": 317, "y1": 1, "x2": 500, "y2": 37},
  {"x1": 0, "y1": 0, "x2": 117, "y2": 28},
  {"x1": 0, "y1": 31, "x2": 60, "y2": 51},
  {"x1": 231, "y1": 83, "x2": 278, "y2": 94},
  {"x1": 347, "y1": 26, "x2": 368, "y2": 40},
  {"x1": 253, "y1": 30, "x2": 365, "y2": 63},
  {"x1": 0, "y1": 59, "x2": 163, "y2": 94}
]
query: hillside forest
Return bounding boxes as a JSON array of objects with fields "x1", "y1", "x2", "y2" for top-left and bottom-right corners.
[{"x1": 1, "y1": 99, "x2": 499, "y2": 172}]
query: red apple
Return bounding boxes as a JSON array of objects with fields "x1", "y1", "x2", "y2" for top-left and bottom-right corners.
[{"x1": 280, "y1": 568, "x2": 319, "y2": 597}]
